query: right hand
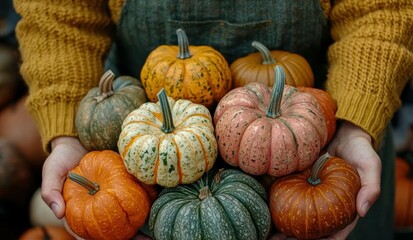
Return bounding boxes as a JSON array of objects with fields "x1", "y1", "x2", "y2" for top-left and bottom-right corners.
[{"x1": 41, "y1": 136, "x2": 88, "y2": 219}]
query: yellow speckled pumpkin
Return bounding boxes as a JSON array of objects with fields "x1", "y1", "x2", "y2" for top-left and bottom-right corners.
[
  {"x1": 118, "y1": 89, "x2": 218, "y2": 188},
  {"x1": 141, "y1": 29, "x2": 232, "y2": 108}
]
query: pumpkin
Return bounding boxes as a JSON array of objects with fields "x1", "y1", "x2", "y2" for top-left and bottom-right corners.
[
  {"x1": 63, "y1": 150, "x2": 152, "y2": 240},
  {"x1": 149, "y1": 168, "x2": 271, "y2": 240},
  {"x1": 394, "y1": 152, "x2": 413, "y2": 229},
  {"x1": 214, "y1": 66, "x2": 328, "y2": 177},
  {"x1": 118, "y1": 88, "x2": 218, "y2": 187},
  {"x1": 19, "y1": 226, "x2": 75, "y2": 240},
  {"x1": 0, "y1": 96, "x2": 46, "y2": 168},
  {"x1": 270, "y1": 153, "x2": 360, "y2": 239},
  {"x1": 141, "y1": 28, "x2": 232, "y2": 108},
  {"x1": 230, "y1": 41, "x2": 314, "y2": 88},
  {"x1": 297, "y1": 86, "x2": 337, "y2": 143},
  {"x1": 76, "y1": 70, "x2": 147, "y2": 151},
  {"x1": 0, "y1": 139, "x2": 35, "y2": 206}
]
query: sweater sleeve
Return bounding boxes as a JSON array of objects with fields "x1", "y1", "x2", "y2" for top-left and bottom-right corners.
[
  {"x1": 13, "y1": 0, "x2": 114, "y2": 153},
  {"x1": 325, "y1": 0, "x2": 413, "y2": 144}
]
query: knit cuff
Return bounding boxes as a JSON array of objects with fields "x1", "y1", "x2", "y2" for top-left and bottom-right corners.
[
  {"x1": 334, "y1": 90, "x2": 394, "y2": 144},
  {"x1": 27, "y1": 101, "x2": 78, "y2": 155}
]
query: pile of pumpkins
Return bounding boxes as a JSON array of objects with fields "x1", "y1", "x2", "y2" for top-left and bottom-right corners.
[{"x1": 63, "y1": 29, "x2": 360, "y2": 240}]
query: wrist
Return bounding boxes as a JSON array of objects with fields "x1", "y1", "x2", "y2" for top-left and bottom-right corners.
[
  {"x1": 337, "y1": 120, "x2": 372, "y2": 143},
  {"x1": 51, "y1": 136, "x2": 81, "y2": 150}
]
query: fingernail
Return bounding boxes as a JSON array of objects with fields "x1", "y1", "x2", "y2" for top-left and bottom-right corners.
[
  {"x1": 361, "y1": 202, "x2": 370, "y2": 215},
  {"x1": 51, "y1": 202, "x2": 59, "y2": 215}
]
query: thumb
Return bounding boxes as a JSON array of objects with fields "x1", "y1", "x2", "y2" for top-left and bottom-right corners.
[{"x1": 41, "y1": 156, "x2": 67, "y2": 219}]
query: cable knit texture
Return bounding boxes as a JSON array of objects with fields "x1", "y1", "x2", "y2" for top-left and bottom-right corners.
[
  {"x1": 326, "y1": 0, "x2": 413, "y2": 146},
  {"x1": 13, "y1": 0, "x2": 413, "y2": 153}
]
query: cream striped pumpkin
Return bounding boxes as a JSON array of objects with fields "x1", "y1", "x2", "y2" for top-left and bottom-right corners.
[{"x1": 118, "y1": 89, "x2": 217, "y2": 187}]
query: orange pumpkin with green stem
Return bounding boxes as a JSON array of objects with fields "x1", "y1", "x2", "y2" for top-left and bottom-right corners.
[
  {"x1": 230, "y1": 41, "x2": 314, "y2": 88},
  {"x1": 63, "y1": 150, "x2": 153, "y2": 240},
  {"x1": 270, "y1": 153, "x2": 361, "y2": 239}
]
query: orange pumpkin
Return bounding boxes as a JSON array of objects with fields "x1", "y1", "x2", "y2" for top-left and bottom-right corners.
[
  {"x1": 394, "y1": 153, "x2": 413, "y2": 229},
  {"x1": 141, "y1": 28, "x2": 232, "y2": 108},
  {"x1": 19, "y1": 225, "x2": 75, "y2": 240},
  {"x1": 297, "y1": 86, "x2": 337, "y2": 144},
  {"x1": 230, "y1": 41, "x2": 314, "y2": 88},
  {"x1": 270, "y1": 153, "x2": 360, "y2": 239},
  {"x1": 214, "y1": 66, "x2": 328, "y2": 177},
  {"x1": 63, "y1": 150, "x2": 152, "y2": 240}
]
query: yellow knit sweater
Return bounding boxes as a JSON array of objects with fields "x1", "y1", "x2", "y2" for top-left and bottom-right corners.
[{"x1": 13, "y1": 0, "x2": 413, "y2": 153}]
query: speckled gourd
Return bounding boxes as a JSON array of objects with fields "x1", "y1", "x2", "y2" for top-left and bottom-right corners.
[
  {"x1": 117, "y1": 88, "x2": 217, "y2": 188},
  {"x1": 214, "y1": 66, "x2": 328, "y2": 177}
]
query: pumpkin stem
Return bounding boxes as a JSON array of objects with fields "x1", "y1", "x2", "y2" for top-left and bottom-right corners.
[
  {"x1": 266, "y1": 66, "x2": 285, "y2": 118},
  {"x1": 213, "y1": 168, "x2": 224, "y2": 183},
  {"x1": 252, "y1": 41, "x2": 276, "y2": 65},
  {"x1": 176, "y1": 28, "x2": 193, "y2": 59},
  {"x1": 307, "y1": 152, "x2": 330, "y2": 186},
  {"x1": 157, "y1": 88, "x2": 175, "y2": 133},
  {"x1": 94, "y1": 70, "x2": 115, "y2": 103},
  {"x1": 68, "y1": 172, "x2": 100, "y2": 195},
  {"x1": 199, "y1": 186, "x2": 212, "y2": 200}
]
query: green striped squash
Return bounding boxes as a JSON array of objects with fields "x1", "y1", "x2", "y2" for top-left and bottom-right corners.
[{"x1": 149, "y1": 168, "x2": 271, "y2": 240}]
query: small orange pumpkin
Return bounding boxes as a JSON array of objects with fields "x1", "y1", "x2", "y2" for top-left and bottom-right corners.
[
  {"x1": 19, "y1": 226, "x2": 75, "y2": 240},
  {"x1": 297, "y1": 86, "x2": 337, "y2": 143},
  {"x1": 270, "y1": 153, "x2": 360, "y2": 239},
  {"x1": 141, "y1": 28, "x2": 232, "y2": 108},
  {"x1": 63, "y1": 150, "x2": 153, "y2": 240},
  {"x1": 230, "y1": 41, "x2": 314, "y2": 88}
]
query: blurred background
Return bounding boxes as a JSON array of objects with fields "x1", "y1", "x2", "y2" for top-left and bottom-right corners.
[{"x1": 1, "y1": 0, "x2": 413, "y2": 239}]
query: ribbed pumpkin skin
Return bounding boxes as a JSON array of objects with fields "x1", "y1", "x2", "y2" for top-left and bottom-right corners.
[
  {"x1": 141, "y1": 30, "x2": 231, "y2": 108},
  {"x1": 270, "y1": 155, "x2": 360, "y2": 240},
  {"x1": 149, "y1": 169, "x2": 271, "y2": 240},
  {"x1": 76, "y1": 72, "x2": 147, "y2": 151},
  {"x1": 297, "y1": 87, "x2": 337, "y2": 144},
  {"x1": 63, "y1": 150, "x2": 151, "y2": 240},
  {"x1": 230, "y1": 43, "x2": 314, "y2": 88},
  {"x1": 117, "y1": 95, "x2": 217, "y2": 188},
  {"x1": 214, "y1": 81, "x2": 328, "y2": 177}
]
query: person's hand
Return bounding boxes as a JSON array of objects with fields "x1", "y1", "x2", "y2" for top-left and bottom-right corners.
[
  {"x1": 269, "y1": 120, "x2": 382, "y2": 240},
  {"x1": 41, "y1": 136, "x2": 88, "y2": 219}
]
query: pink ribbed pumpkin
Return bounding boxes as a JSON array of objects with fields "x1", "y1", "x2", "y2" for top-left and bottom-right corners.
[{"x1": 214, "y1": 66, "x2": 328, "y2": 177}]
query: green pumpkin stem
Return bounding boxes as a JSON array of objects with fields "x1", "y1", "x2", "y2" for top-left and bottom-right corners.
[
  {"x1": 94, "y1": 70, "x2": 115, "y2": 103},
  {"x1": 68, "y1": 172, "x2": 100, "y2": 195},
  {"x1": 252, "y1": 41, "x2": 276, "y2": 65},
  {"x1": 176, "y1": 28, "x2": 193, "y2": 59},
  {"x1": 307, "y1": 152, "x2": 331, "y2": 186},
  {"x1": 199, "y1": 186, "x2": 212, "y2": 200},
  {"x1": 157, "y1": 88, "x2": 175, "y2": 133},
  {"x1": 266, "y1": 66, "x2": 285, "y2": 118}
]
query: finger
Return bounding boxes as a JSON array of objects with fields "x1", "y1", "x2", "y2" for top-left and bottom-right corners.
[
  {"x1": 41, "y1": 156, "x2": 67, "y2": 219},
  {"x1": 355, "y1": 156, "x2": 381, "y2": 217}
]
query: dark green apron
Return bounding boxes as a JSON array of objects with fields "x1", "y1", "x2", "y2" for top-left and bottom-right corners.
[{"x1": 106, "y1": 1, "x2": 395, "y2": 239}]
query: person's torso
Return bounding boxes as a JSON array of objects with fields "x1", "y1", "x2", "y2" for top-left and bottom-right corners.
[{"x1": 107, "y1": 0, "x2": 331, "y2": 88}]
